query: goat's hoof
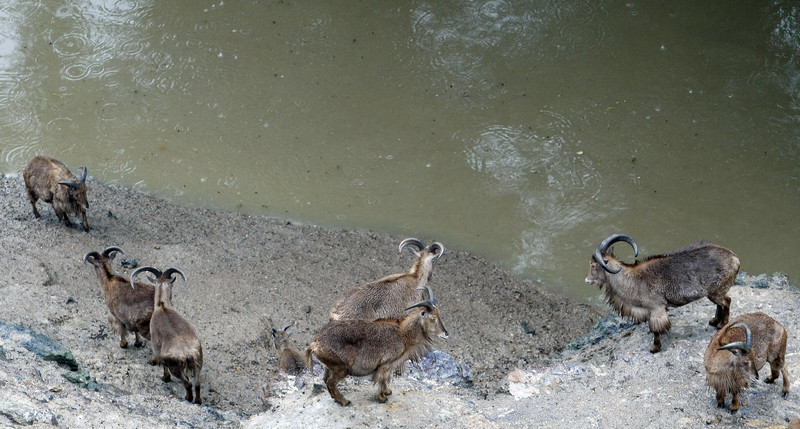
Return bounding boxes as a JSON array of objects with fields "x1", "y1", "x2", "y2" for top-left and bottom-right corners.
[
  {"x1": 119, "y1": 341, "x2": 128, "y2": 349},
  {"x1": 162, "y1": 375, "x2": 171, "y2": 382},
  {"x1": 783, "y1": 391, "x2": 790, "y2": 399},
  {"x1": 649, "y1": 345, "x2": 661, "y2": 353},
  {"x1": 376, "y1": 395, "x2": 388, "y2": 403},
  {"x1": 134, "y1": 341, "x2": 144, "y2": 348},
  {"x1": 717, "y1": 402, "x2": 724, "y2": 408},
  {"x1": 336, "y1": 399, "x2": 351, "y2": 407}
]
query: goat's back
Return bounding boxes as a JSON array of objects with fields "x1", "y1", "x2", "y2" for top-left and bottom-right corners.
[
  {"x1": 329, "y1": 274, "x2": 420, "y2": 321},
  {"x1": 151, "y1": 309, "x2": 202, "y2": 360},
  {"x1": 633, "y1": 242, "x2": 739, "y2": 304}
]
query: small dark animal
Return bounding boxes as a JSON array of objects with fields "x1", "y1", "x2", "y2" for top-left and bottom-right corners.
[
  {"x1": 329, "y1": 238, "x2": 444, "y2": 321},
  {"x1": 132, "y1": 266, "x2": 203, "y2": 404},
  {"x1": 268, "y1": 319, "x2": 306, "y2": 375},
  {"x1": 585, "y1": 233, "x2": 740, "y2": 353},
  {"x1": 307, "y1": 286, "x2": 448, "y2": 406},
  {"x1": 704, "y1": 312, "x2": 790, "y2": 412},
  {"x1": 83, "y1": 246, "x2": 154, "y2": 349},
  {"x1": 23, "y1": 155, "x2": 89, "y2": 231}
]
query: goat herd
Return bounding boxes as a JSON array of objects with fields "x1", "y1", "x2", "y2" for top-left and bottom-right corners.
[{"x1": 19, "y1": 155, "x2": 791, "y2": 413}]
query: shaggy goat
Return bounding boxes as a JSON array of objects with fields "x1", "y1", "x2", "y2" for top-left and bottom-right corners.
[
  {"x1": 329, "y1": 238, "x2": 444, "y2": 321},
  {"x1": 307, "y1": 286, "x2": 448, "y2": 406},
  {"x1": 585, "y1": 233, "x2": 740, "y2": 353},
  {"x1": 268, "y1": 320, "x2": 306, "y2": 375},
  {"x1": 704, "y1": 312, "x2": 790, "y2": 412},
  {"x1": 83, "y1": 246, "x2": 154, "y2": 349},
  {"x1": 24, "y1": 155, "x2": 89, "y2": 231},
  {"x1": 131, "y1": 266, "x2": 203, "y2": 404}
]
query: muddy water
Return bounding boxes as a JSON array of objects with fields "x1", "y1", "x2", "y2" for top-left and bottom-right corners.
[{"x1": 1, "y1": 1, "x2": 798, "y2": 300}]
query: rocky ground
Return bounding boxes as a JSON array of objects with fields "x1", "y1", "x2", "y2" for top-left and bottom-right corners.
[{"x1": 0, "y1": 173, "x2": 797, "y2": 428}]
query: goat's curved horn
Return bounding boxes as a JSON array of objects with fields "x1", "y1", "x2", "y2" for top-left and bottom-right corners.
[
  {"x1": 163, "y1": 267, "x2": 187, "y2": 288},
  {"x1": 101, "y1": 246, "x2": 124, "y2": 260},
  {"x1": 428, "y1": 242, "x2": 445, "y2": 261},
  {"x1": 80, "y1": 166, "x2": 87, "y2": 183},
  {"x1": 131, "y1": 266, "x2": 162, "y2": 288},
  {"x1": 58, "y1": 181, "x2": 79, "y2": 189},
  {"x1": 399, "y1": 238, "x2": 426, "y2": 255},
  {"x1": 593, "y1": 234, "x2": 638, "y2": 274},
  {"x1": 416, "y1": 285, "x2": 436, "y2": 306},
  {"x1": 718, "y1": 342, "x2": 750, "y2": 353},
  {"x1": 721, "y1": 323, "x2": 752, "y2": 352},
  {"x1": 405, "y1": 300, "x2": 434, "y2": 312},
  {"x1": 83, "y1": 251, "x2": 100, "y2": 265}
]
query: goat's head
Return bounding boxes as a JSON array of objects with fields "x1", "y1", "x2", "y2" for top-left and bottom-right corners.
[
  {"x1": 405, "y1": 286, "x2": 448, "y2": 340},
  {"x1": 400, "y1": 238, "x2": 445, "y2": 280},
  {"x1": 268, "y1": 319, "x2": 296, "y2": 350},
  {"x1": 83, "y1": 246, "x2": 124, "y2": 265},
  {"x1": 58, "y1": 166, "x2": 89, "y2": 209},
  {"x1": 586, "y1": 233, "x2": 638, "y2": 284}
]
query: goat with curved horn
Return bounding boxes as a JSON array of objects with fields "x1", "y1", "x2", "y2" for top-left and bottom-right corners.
[
  {"x1": 132, "y1": 265, "x2": 202, "y2": 404},
  {"x1": 586, "y1": 234, "x2": 739, "y2": 353}
]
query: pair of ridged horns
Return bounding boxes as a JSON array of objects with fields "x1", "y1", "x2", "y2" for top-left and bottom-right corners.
[
  {"x1": 58, "y1": 166, "x2": 87, "y2": 189},
  {"x1": 83, "y1": 246, "x2": 124, "y2": 265},
  {"x1": 399, "y1": 238, "x2": 445, "y2": 261},
  {"x1": 405, "y1": 286, "x2": 437, "y2": 312},
  {"x1": 593, "y1": 233, "x2": 639, "y2": 274},
  {"x1": 718, "y1": 323, "x2": 753, "y2": 354},
  {"x1": 130, "y1": 266, "x2": 187, "y2": 289}
]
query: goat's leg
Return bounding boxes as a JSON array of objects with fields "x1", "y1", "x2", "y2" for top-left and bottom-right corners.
[
  {"x1": 27, "y1": 191, "x2": 40, "y2": 218},
  {"x1": 177, "y1": 370, "x2": 194, "y2": 403},
  {"x1": 324, "y1": 369, "x2": 350, "y2": 406},
  {"x1": 108, "y1": 313, "x2": 129, "y2": 348},
  {"x1": 162, "y1": 366, "x2": 171, "y2": 382},
  {"x1": 375, "y1": 369, "x2": 393, "y2": 403},
  {"x1": 648, "y1": 308, "x2": 670, "y2": 353},
  {"x1": 193, "y1": 368, "x2": 202, "y2": 405},
  {"x1": 133, "y1": 332, "x2": 144, "y2": 348},
  {"x1": 729, "y1": 391, "x2": 740, "y2": 413},
  {"x1": 715, "y1": 389, "x2": 726, "y2": 409}
]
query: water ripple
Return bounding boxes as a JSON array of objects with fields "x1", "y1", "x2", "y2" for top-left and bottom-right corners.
[{"x1": 52, "y1": 33, "x2": 90, "y2": 57}]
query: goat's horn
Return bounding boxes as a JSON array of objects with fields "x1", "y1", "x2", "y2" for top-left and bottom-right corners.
[
  {"x1": 130, "y1": 266, "x2": 162, "y2": 288},
  {"x1": 163, "y1": 267, "x2": 187, "y2": 288},
  {"x1": 718, "y1": 342, "x2": 750, "y2": 353},
  {"x1": 101, "y1": 246, "x2": 124, "y2": 260},
  {"x1": 83, "y1": 251, "x2": 100, "y2": 265},
  {"x1": 594, "y1": 234, "x2": 638, "y2": 274},
  {"x1": 729, "y1": 323, "x2": 752, "y2": 351},
  {"x1": 80, "y1": 166, "x2": 87, "y2": 183},
  {"x1": 416, "y1": 286, "x2": 436, "y2": 306},
  {"x1": 399, "y1": 238, "x2": 426, "y2": 255},
  {"x1": 405, "y1": 301, "x2": 434, "y2": 312},
  {"x1": 428, "y1": 242, "x2": 445, "y2": 261},
  {"x1": 58, "y1": 181, "x2": 79, "y2": 189}
]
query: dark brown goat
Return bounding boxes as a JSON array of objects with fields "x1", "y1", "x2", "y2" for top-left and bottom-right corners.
[
  {"x1": 585, "y1": 234, "x2": 740, "y2": 353},
  {"x1": 132, "y1": 266, "x2": 203, "y2": 404},
  {"x1": 329, "y1": 238, "x2": 444, "y2": 321},
  {"x1": 307, "y1": 286, "x2": 448, "y2": 406},
  {"x1": 83, "y1": 246, "x2": 154, "y2": 349},
  {"x1": 24, "y1": 155, "x2": 89, "y2": 231},
  {"x1": 704, "y1": 312, "x2": 790, "y2": 412},
  {"x1": 268, "y1": 320, "x2": 306, "y2": 375}
]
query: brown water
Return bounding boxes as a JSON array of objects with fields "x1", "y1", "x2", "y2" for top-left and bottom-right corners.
[{"x1": 1, "y1": 1, "x2": 798, "y2": 300}]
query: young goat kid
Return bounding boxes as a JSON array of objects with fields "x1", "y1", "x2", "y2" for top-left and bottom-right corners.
[
  {"x1": 329, "y1": 238, "x2": 444, "y2": 321},
  {"x1": 24, "y1": 155, "x2": 89, "y2": 231},
  {"x1": 704, "y1": 312, "x2": 790, "y2": 413},
  {"x1": 83, "y1": 246, "x2": 154, "y2": 349},
  {"x1": 585, "y1": 233, "x2": 740, "y2": 353},
  {"x1": 268, "y1": 320, "x2": 306, "y2": 375},
  {"x1": 132, "y1": 266, "x2": 203, "y2": 404},
  {"x1": 308, "y1": 286, "x2": 448, "y2": 406}
]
